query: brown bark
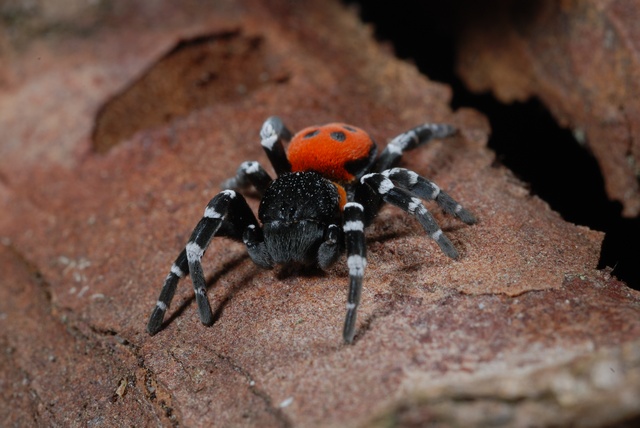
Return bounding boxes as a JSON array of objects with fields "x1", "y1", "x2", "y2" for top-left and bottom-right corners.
[{"x1": 1, "y1": 1, "x2": 638, "y2": 426}]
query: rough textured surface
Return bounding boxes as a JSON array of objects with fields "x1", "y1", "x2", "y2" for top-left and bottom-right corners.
[
  {"x1": 1, "y1": 0, "x2": 639, "y2": 427},
  {"x1": 456, "y1": 0, "x2": 640, "y2": 218}
]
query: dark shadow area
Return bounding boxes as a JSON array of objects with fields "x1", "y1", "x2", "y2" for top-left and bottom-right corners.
[{"x1": 344, "y1": 0, "x2": 639, "y2": 290}]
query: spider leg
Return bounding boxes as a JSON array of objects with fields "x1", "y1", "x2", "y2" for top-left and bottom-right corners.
[
  {"x1": 146, "y1": 249, "x2": 188, "y2": 335},
  {"x1": 317, "y1": 223, "x2": 342, "y2": 269},
  {"x1": 382, "y1": 168, "x2": 477, "y2": 225},
  {"x1": 342, "y1": 202, "x2": 367, "y2": 343},
  {"x1": 147, "y1": 190, "x2": 262, "y2": 335},
  {"x1": 221, "y1": 116, "x2": 293, "y2": 193},
  {"x1": 361, "y1": 173, "x2": 460, "y2": 259},
  {"x1": 260, "y1": 116, "x2": 292, "y2": 176},
  {"x1": 374, "y1": 123, "x2": 457, "y2": 172},
  {"x1": 220, "y1": 160, "x2": 273, "y2": 195}
]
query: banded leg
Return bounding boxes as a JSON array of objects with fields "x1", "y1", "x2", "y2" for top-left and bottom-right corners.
[
  {"x1": 343, "y1": 202, "x2": 367, "y2": 343},
  {"x1": 361, "y1": 173, "x2": 460, "y2": 259},
  {"x1": 260, "y1": 116, "x2": 292, "y2": 176},
  {"x1": 374, "y1": 123, "x2": 457, "y2": 172},
  {"x1": 221, "y1": 160, "x2": 273, "y2": 195},
  {"x1": 146, "y1": 250, "x2": 188, "y2": 335},
  {"x1": 147, "y1": 190, "x2": 261, "y2": 335},
  {"x1": 382, "y1": 168, "x2": 477, "y2": 225}
]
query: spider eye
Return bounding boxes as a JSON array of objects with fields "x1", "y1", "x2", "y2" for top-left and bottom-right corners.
[
  {"x1": 303, "y1": 129, "x2": 320, "y2": 138},
  {"x1": 330, "y1": 131, "x2": 346, "y2": 142}
]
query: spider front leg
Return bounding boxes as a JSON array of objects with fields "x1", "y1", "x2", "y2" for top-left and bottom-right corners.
[
  {"x1": 382, "y1": 168, "x2": 477, "y2": 225},
  {"x1": 147, "y1": 190, "x2": 261, "y2": 335},
  {"x1": 342, "y1": 202, "x2": 367, "y2": 343},
  {"x1": 361, "y1": 173, "x2": 464, "y2": 259},
  {"x1": 374, "y1": 123, "x2": 457, "y2": 172}
]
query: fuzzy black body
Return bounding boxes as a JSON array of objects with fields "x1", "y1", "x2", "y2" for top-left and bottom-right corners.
[{"x1": 258, "y1": 171, "x2": 342, "y2": 266}]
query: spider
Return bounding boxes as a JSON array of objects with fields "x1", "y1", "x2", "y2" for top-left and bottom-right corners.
[{"x1": 146, "y1": 116, "x2": 476, "y2": 343}]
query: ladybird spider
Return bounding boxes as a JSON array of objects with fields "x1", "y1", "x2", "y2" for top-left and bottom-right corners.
[{"x1": 146, "y1": 116, "x2": 476, "y2": 343}]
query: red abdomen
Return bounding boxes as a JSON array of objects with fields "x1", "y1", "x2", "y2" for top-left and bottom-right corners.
[{"x1": 287, "y1": 123, "x2": 377, "y2": 183}]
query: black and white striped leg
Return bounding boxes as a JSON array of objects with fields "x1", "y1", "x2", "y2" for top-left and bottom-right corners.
[
  {"x1": 374, "y1": 123, "x2": 457, "y2": 172},
  {"x1": 147, "y1": 249, "x2": 188, "y2": 335},
  {"x1": 260, "y1": 116, "x2": 292, "y2": 176},
  {"x1": 382, "y1": 168, "x2": 477, "y2": 225},
  {"x1": 220, "y1": 161, "x2": 273, "y2": 195},
  {"x1": 361, "y1": 173, "x2": 460, "y2": 259},
  {"x1": 146, "y1": 190, "x2": 261, "y2": 335},
  {"x1": 343, "y1": 202, "x2": 367, "y2": 343}
]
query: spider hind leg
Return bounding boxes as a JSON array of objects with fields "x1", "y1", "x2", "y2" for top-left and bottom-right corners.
[{"x1": 260, "y1": 116, "x2": 293, "y2": 176}]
